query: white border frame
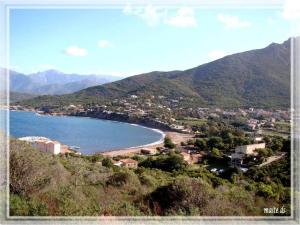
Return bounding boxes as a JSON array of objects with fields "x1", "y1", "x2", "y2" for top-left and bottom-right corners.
[{"x1": 0, "y1": 0, "x2": 299, "y2": 224}]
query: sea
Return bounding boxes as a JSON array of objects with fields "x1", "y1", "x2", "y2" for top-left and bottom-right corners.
[{"x1": 8, "y1": 110, "x2": 163, "y2": 154}]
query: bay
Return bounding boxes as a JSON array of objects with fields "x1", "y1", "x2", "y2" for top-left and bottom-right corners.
[{"x1": 9, "y1": 110, "x2": 163, "y2": 154}]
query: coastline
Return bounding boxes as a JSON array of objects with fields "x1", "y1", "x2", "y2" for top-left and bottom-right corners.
[
  {"x1": 101, "y1": 131, "x2": 194, "y2": 157},
  {"x1": 10, "y1": 109, "x2": 194, "y2": 156}
]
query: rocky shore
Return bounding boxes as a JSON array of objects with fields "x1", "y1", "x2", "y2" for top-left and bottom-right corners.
[{"x1": 70, "y1": 110, "x2": 176, "y2": 132}]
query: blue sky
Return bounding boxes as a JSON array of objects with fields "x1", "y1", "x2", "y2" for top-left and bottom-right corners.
[{"x1": 9, "y1": 6, "x2": 294, "y2": 77}]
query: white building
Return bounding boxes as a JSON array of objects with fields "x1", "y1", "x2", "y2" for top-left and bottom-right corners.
[
  {"x1": 234, "y1": 143, "x2": 266, "y2": 155},
  {"x1": 18, "y1": 136, "x2": 61, "y2": 155},
  {"x1": 231, "y1": 143, "x2": 266, "y2": 167}
]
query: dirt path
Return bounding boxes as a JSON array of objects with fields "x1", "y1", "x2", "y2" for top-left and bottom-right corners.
[{"x1": 258, "y1": 152, "x2": 286, "y2": 167}]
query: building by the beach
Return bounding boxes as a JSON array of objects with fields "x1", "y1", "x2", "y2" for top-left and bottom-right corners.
[
  {"x1": 112, "y1": 158, "x2": 138, "y2": 168},
  {"x1": 18, "y1": 136, "x2": 61, "y2": 155}
]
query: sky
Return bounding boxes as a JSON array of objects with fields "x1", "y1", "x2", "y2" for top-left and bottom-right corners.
[{"x1": 9, "y1": 3, "x2": 300, "y2": 77}]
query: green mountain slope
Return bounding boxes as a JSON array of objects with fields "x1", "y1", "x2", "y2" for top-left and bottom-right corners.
[
  {"x1": 10, "y1": 92, "x2": 37, "y2": 103},
  {"x1": 19, "y1": 38, "x2": 292, "y2": 108}
]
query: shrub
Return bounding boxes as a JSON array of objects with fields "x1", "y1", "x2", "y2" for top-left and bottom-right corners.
[
  {"x1": 102, "y1": 157, "x2": 113, "y2": 168},
  {"x1": 195, "y1": 138, "x2": 206, "y2": 149},
  {"x1": 139, "y1": 154, "x2": 187, "y2": 172},
  {"x1": 164, "y1": 136, "x2": 176, "y2": 149},
  {"x1": 146, "y1": 177, "x2": 212, "y2": 216}
]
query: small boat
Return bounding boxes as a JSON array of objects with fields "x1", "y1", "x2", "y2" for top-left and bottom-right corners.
[{"x1": 70, "y1": 146, "x2": 80, "y2": 150}]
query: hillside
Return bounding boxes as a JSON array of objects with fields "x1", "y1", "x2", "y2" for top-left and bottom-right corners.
[
  {"x1": 80, "y1": 39, "x2": 291, "y2": 108},
  {"x1": 9, "y1": 139, "x2": 290, "y2": 216},
  {"x1": 19, "y1": 38, "x2": 292, "y2": 108},
  {"x1": 10, "y1": 92, "x2": 37, "y2": 103}
]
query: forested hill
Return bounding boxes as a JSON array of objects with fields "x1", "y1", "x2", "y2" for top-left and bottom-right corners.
[{"x1": 19, "y1": 38, "x2": 294, "y2": 108}]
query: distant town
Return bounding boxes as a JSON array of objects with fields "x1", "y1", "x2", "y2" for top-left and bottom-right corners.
[{"x1": 12, "y1": 92, "x2": 290, "y2": 176}]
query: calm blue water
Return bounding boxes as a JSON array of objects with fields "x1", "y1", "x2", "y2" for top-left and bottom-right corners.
[{"x1": 9, "y1": 110, "x2": 163, "y2": 154}]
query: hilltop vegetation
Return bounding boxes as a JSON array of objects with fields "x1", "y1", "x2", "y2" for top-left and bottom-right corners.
[
  {"x1": 10, "y1": 139, "x2": 290, "y2": 216},
  {"x1": 19, "y1": 38, "x2": 292, "y2": 109},
  {"x1": 10, "y1": 92, "x2": 38, "y2": 103}
]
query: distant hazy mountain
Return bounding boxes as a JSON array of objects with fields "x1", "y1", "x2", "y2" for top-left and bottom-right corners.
[{"x1": 9, "y1": 69, "x2": 122, "y2": 95}]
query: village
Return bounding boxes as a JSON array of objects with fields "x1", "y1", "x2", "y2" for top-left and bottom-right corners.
[
  {"x1": 13, "y1": 92, "x2": 290, "y2": 176},
  {"x1": 11, "y1": 93, "x2": 290, "y2": 134}
]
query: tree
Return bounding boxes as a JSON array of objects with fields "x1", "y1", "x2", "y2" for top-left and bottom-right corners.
[
  {"x1": 222, "y1": 131, "x2": 234, "y2": 147},
  {"x1": 270, "y1": 137, "x2": 284, "y2": 152},
  {"x1": 102, "y1": 157, "x2": 113, "y2": 168},
  {"x1": 233, "y1": 136, "x2": 250, "y2": 146},
  {"x1": 211, "y1": 147, "x2": 222, "y2": 158},
  {"x1": 164, "y1": 136, "x2": 176, "y2": 149},
  {"x1": 139, "y1": 154, "x2": 187, "y2": 172},
  {"x1": 207, "y1": 136, "x2": 224, "y2": 149},
  {"x1": 263, "y1": 136, "x2": 271, "y2": 145},
  {"x1": 195, "y1": 138, "x2": 206, "y2": 149}
]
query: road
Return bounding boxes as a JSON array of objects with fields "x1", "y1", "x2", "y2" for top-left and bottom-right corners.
[{"x1": 258, "y1": 152, "x2": 286, "y2": 168}]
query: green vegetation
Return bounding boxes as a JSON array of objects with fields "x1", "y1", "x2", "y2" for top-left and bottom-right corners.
[
  {"x1": 177, "y1": 117, "x2": 208, "y2": 126},
  {"x1": 18, "y1": 39, "x2": 291, "y2": 109},
  {"x1": 139, "y1": 153, "x2": 187, "y2": 172},
  {"x1": 10, "y1": 92, "x2": 37, "y2": 103},
  {"x1": 10, "y1": 139, "x2": 291, "y2": 216},
  {"x1": 164, "y1": 136, "x2": 176, "y2": 149}
]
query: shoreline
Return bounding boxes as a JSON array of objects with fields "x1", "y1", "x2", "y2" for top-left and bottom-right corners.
[
  {"x1": 10, "y1": 109, "x2": 193, "y2": 156},
  {"x1": 101, "y1": 131, "x2": 194, "y2": 157}
]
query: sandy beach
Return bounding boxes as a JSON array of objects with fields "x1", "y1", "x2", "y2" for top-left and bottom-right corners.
[{"x1": 102, "y1": 131, "x2": 194, "y2": 157}]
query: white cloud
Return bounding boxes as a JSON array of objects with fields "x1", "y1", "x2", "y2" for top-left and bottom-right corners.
[
  {"x1": 123, "y1": 4, "x2": 164, "y2": 26},
  {"x1": 97, "y1": 40, "x2": 112, "y2": 48},
  {"x1": 208, "y1": 50, "x2": 226, "y2": 60},
  {"x1": 217, "y1": 14, "x2": 251, "y2": 29},
  {"x1": 281, "y1": 0, "x2": 300, "y2": 35},
  {"x1": 123, "y1": 5, "x2": 197, "y2": 28},
  {"x1": 282, "y1": 0, "x2": 300, "y2": 21},
  {"x1": 64, "y1": 46, "x2": 88, "y2": 57},
  {"x1": 164, "y1": 7, "x2": 197, "y2": 28}
]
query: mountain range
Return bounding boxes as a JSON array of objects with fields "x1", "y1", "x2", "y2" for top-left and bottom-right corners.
[
  {"x1": 9, "y1": 69, "x2": 122, "y2": 95},
  {"x1": 18, "y1": 38, "x2": 293, "y2": 108},
  {"x1": 74, "y1": 38, "x2": 291, "y2": 108}
]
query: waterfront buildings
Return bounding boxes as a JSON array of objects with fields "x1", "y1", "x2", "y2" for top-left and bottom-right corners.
[{"x1": 18, "y1": 136, "x2": 61, "y2": 154}]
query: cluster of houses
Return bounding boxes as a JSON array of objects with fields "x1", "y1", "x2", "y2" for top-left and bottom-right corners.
[
  {"x1": 196, "y1": 107, "x2": 290, "y2": 120},
  {"x1": 246, "y1": 118, "x2": 277, "y2": 131}
]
